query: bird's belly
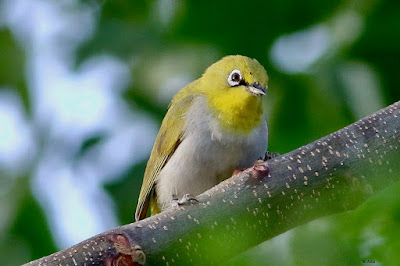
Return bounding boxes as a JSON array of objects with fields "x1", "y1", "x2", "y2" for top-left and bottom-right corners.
[{"x1": 155, "y1": 126, "x2": 267, "y2": 211}]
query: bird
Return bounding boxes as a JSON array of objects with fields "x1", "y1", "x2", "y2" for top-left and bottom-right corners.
[{"x1": 135, "y1": 55, "x2": 269, "y2": 221}]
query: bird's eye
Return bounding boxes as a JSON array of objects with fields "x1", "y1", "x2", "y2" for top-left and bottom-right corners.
[
  {"x1": 231, "y1": 73, "x2": 240, "y2": 82},
  {"x1": 228, "y1": 69, "x2": 242, "y2": 87}
]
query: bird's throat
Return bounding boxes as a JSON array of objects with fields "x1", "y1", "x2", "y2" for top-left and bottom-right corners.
[{"x1": 208, "y1": 89, "x2": 263, "y2": 134}]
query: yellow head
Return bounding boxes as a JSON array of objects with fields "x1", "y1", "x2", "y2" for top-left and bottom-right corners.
[{"x1": 199, "y1": 55, "x2": 269, "y2": 134}]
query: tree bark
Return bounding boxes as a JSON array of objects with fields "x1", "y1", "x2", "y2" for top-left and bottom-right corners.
[{"x1": 25, "y1": 101, "x2": 400, "y2": 266}]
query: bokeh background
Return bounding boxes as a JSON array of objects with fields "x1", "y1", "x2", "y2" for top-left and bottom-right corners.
[{"x1": 0, "y1": 0, "x2": 399, "y2": 265}]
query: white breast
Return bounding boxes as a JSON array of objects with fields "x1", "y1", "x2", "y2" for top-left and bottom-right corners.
[{"x1": 155, "y1": 96, "x2": 268, "y2": 210}]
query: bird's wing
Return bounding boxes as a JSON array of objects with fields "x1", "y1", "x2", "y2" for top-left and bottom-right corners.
[{"x1": 135, "y1": 90, "x2": 196, "y2": 221}]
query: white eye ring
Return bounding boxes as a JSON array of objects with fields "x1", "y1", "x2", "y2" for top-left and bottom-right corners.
[{"x1": 228, "y1": 69, "x2": 242, "y2": 87}]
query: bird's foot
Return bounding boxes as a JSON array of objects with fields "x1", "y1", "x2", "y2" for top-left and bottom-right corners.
[
  {"x1": 232, "y1": 168, "x2": 246, "y2": 176},
  {"x1": 243, "y1": 160, "x2": 270, "y2": 185},
  {"x1": 171, "y1": 194, "x2": 199, "y2": 208},
  {"x1": 264, "y1": 151, "x2": 280, "y2": 161},
  {"x1": 233, "y1": 159, "x2": 268, "y2": 177}
]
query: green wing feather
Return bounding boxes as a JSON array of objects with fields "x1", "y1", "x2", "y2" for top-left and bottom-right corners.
[{"x1": 135, "y1": 82, "x2": 199, "y2": 221}]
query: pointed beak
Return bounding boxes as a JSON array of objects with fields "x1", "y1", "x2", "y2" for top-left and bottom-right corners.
[{"x1": 247, "y1": 83, "x2": 267, "y2": 96}]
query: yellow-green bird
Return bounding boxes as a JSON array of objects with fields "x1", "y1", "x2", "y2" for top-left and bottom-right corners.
[{"x1": 135, "y1": 55, "x2": 269, "y2": 221}]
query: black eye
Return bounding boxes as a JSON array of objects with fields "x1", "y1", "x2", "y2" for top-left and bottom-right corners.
[
  {"x1": 231, "y1": 72, "x2": 240, "y2": 82},
  {"x1": 228, "y1": 69, "x2": 242, "y2": 86}
]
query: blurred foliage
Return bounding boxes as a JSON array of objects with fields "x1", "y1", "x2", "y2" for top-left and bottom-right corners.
[
  {"x1": 0, "y1": 175, "x2": 56, "y2": 265},
  {"x1": 0, "y1": 29, "x2": 29, "y2": 112},
  {"x1": 106, "y1": 160, "x2": 147, "y2": 225},
  {"x1": 0, "y1": 0, "x2": 399, "y2": 265}
]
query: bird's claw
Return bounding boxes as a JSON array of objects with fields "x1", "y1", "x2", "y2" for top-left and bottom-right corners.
[
  {"x1": 264, "y1": 151, "x2": 280, "y2": 161},
  {"x1": 172, "y1": 194, "x2": 199, "y2": 208}
]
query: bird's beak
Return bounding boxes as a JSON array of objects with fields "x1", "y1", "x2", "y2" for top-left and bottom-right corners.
[{"x1": 247, "y1": 83, "x2": 267, "y2": 96}]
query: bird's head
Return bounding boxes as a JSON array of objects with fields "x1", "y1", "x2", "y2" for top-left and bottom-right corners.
[
  {"x1": 201, "y1": 55, "x2": 268, "y2": 97},
  {"x1": 199, "y1": 55, "x2": 269, "y2": 134}
]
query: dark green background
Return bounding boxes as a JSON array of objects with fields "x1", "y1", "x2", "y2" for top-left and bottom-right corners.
[{"x1": 0, "y1": 0, "x2": 399, "y2": 265}]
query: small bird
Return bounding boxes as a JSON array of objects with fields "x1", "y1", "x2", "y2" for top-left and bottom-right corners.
[{"x1": 135, "y1": 55, "x2": 269, "y2": 221}]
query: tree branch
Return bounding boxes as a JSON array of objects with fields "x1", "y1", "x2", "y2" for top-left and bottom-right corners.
[{"x1": 25, "y1": 101, "x2": 400, "y2": 265}]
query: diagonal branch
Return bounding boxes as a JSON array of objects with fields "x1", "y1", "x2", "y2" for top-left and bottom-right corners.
[{"x1": 25, "y1": 101, "x2": 400, "y2": 265}]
